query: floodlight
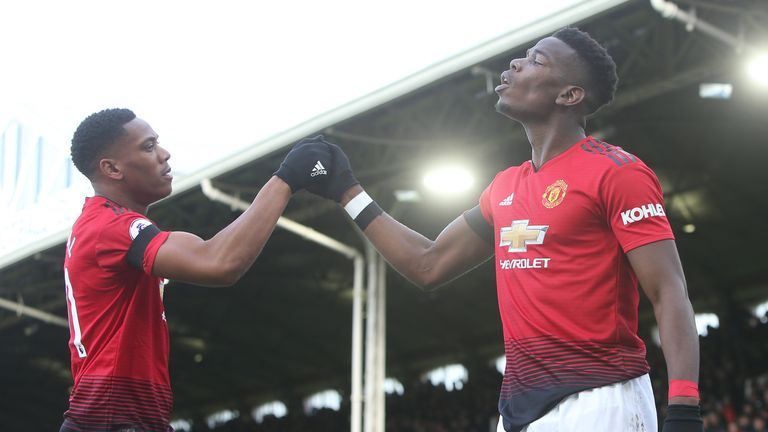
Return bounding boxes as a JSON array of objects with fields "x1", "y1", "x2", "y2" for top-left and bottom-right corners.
[
  {"x1": 423, "y1": 166, "x2": 474, "y2": 194},
  {"x1": 747, "y1": 53, "x2": 768, "y2": 87}
]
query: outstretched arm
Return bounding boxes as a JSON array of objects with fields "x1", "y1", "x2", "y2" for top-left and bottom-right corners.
[
  {"x1": 339, "y1": 187, "x2": 493, "y2": 290},
  {"x1": 303, "y1": 140, "x2": 493, "y2": 289},
  {"x1": 152, "y1": 136, "x2": 333, "y2": 287},
  {"x1": 152, "y1": 176, "x2": 291, "y2": 287}
]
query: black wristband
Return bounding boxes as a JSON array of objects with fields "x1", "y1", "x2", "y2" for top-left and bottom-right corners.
[
  {"x1": 463, "y1": 205, "x2": 494, "y2": 244},
  {"x1": 353, "y1": 201, "x2": 383, "y2": 230},
  {"x1": 343, "y1": 191, "x2": 383, "y2": 230},
  {"x1": 662, "y1": 405, "x2": 703, "y2": 432}
]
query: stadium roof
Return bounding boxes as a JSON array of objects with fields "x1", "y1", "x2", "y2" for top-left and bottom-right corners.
[{"x1": 2, "y1": 0, "x2": 768, "y2": 429}]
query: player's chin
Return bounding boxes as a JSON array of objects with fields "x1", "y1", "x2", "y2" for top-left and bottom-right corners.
[
  {"x1": 494, "y1": 100, "x2": 517, "y2": 119},
  {"x1": 155, "y1": 183, "x2": 173, "y2": 200}
]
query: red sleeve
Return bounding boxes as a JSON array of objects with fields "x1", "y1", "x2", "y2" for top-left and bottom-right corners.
[
  {"x1": 96, "y1": 212, "x2": 169, "y2": 275},
  {"x1": 600, "y1": 162, "x2": 675, "y2": 253},
  {"x1": 479, "y1": 181, "x2": 494, "y2": 226},
  {"x1": 142, "y1": 231, "x2": 170, "y2": 274}
]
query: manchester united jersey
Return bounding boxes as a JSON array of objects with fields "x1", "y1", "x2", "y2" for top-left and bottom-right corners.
[
  {"x1": 62, "y1": 196, "x2": 172, "y2": 431},
  {"x1": 476, "y1": 137, "x2": 674, "y2": 432}
]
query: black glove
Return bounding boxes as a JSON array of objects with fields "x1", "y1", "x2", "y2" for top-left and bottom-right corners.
[
  {"x1": 306, "y1": 142, "x2": 359, "y2": 202},
  {"x1": 274, "y1": 135, "x2": 333, "y2": 193},
  {"x1": 662, "y1": 405, "x2": 703, "y2": 432}
]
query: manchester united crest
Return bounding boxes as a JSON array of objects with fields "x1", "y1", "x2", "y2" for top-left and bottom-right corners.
[{"x1": 542, "y1": 179, "x2": 568, "y2": 208}]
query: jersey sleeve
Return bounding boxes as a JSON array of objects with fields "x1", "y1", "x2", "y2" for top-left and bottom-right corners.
[
  {"x1": 96, "y1": 212, "x2": 170, "y2": 275},
  {"x1": 600, "y1": 162, "x2": 675, "y2": 253},
  {"x1": 478, "y1": 181, "x2": 494, "y2": 226}
]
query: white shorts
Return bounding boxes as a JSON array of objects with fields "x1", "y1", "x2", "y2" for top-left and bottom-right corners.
[{"x1": 497, "y1": 374, "x2": 657, "y2": 432}]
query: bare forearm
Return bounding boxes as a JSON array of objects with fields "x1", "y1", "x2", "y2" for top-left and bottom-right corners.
[
  {"x1": 654, "y1": 287, "x2": 700, "y2": 405},
  {"x1": 628, "y1": 241, "x2": 700, "y2": 405},
  {"x1": 340, "y1": 186, "x2": 435, "y2": 286},
  {"x1": 340, "y1": 186, "x2": 491, "y2": 289},
  {"x1": 362, "y1": 213, "x2": 442, "y2": 287},
  {"x1": 205, "y1": 176, "x2": 291, "y2": 279}
]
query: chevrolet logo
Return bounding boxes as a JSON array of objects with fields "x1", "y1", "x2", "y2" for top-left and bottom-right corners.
[{"x1": 499, "y1": 220, "x2": 548, "y2": 252}]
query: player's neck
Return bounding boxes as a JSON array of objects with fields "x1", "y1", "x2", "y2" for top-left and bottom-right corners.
[
  {"x1": 523, "y1": 121, "x2": 586, "y2": 171},
  {"x1": 92, "y1": 184, "x2": 149, "y2": 215}
]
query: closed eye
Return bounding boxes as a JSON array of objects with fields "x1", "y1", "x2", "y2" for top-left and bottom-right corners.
[
  {"x1": 526, "y1": 48, "x2": 546, "y2": 65},
  {"x1": 143, "y1": 137, "x2": 160, "y2": 151}
]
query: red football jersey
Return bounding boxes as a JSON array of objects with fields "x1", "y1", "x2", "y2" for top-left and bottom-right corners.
[
  {"x1": 478, "y1": 137, "x2": 674, "y2": 431},
  {"x1": 63, "y1": 196, "x2": 172, "y2": 431}
]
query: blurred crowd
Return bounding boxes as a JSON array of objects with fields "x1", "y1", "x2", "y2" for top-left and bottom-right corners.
[
  {"x1": 649, "y1": 307, "x2": 768, "y2": 432},
  {"x1": 188, "y1": 309, "x2": 768, "y2": 432}
]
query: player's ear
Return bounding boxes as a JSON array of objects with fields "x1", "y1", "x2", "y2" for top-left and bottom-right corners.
[
  {"x1": 99, "y1": 158, "x2": 123, "y2": 180},
  {"x1": 556, "y1": 85, "x2": 585, "y2": 107}
]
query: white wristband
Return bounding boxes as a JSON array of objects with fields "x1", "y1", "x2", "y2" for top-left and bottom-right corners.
[{"x1": 344, "y1": 191, "x2": 373, "y2": 219}]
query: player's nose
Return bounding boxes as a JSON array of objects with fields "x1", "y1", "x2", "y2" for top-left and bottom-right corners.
[{"x1": 158, "y1": 144, "x2": 171, "y2": 162}]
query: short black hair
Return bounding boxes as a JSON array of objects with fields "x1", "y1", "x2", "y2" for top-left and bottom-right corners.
[
  {"x1": 71, "y1": 108, "x2": 136, "y2": 178},
  {"x1": 552, "y1": 27, "x2": 618, "y2": 114}
]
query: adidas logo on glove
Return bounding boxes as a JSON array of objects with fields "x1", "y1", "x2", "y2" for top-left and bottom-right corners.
[{"x1": 311, "y1": 161, "x2": 327, "y2": 177}]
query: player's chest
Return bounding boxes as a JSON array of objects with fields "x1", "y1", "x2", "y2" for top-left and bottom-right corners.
[{"x1": 490, "y1": 174, "x2": 603, "y2": 245}]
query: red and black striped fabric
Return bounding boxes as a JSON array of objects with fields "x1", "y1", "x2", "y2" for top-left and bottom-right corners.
[
  {"x1": 498, "y1": 336, "x2": 649, "y2": 430},
  {"x1": 64, "y1": 376, "x2": 173, "y2": 431}
]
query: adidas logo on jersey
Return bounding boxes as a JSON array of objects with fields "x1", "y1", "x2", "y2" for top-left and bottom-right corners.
[
  {"x1": 499, "y1": 193, "x2": 514, "y2": 206},
  {"x1": 311, "y1": 161, "x2": 327, "y2": 177}
]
